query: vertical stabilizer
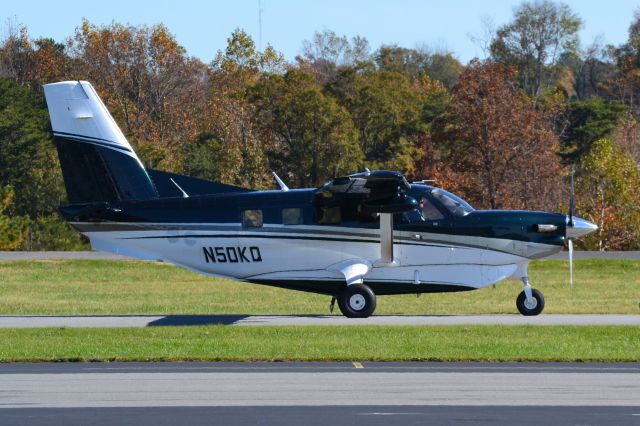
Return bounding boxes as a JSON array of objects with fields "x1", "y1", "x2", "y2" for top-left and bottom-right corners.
[{"x1": 43, "y1": 81, "x2": 157, "y2": 204}]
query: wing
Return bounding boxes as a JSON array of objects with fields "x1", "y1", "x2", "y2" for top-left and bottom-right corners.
[{"x1": 316, "y1": 170, "x2": 417, "y2": 213}]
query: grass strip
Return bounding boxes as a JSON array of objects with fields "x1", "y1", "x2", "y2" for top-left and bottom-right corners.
[
  {"x1": 1, "y1": 325, "x2": 638, "y2": 362},
  {"x1": 1, "y1": 259, "x2": 640, "y2": 314}
]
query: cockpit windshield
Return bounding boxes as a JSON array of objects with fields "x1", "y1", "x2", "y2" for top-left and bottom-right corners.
[{"x1": 430, "y1": 188, "x2": 475, "y2": 217}]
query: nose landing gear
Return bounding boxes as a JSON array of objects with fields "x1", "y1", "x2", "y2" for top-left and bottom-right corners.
[{"x1": 516, "y1": 277, "x2": 545, "y2": 316}]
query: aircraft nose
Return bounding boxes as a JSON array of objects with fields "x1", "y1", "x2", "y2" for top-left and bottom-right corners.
[{"x1": 566, "y1": 216, "x2": 598, "y2": 239}]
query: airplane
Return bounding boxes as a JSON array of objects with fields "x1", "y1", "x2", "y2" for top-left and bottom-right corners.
[{"x1": 43, "y1": 80, "x2": 598, "y2": 318}]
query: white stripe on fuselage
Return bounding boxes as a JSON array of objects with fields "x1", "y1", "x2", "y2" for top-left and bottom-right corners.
[{"x1": 73, "y1": 222, "x2": 561, "y2": 290}]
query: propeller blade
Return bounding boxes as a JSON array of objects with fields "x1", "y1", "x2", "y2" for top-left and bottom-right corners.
[{"x1": 568, "y1": 238, "x2": 574, "y2": 289}]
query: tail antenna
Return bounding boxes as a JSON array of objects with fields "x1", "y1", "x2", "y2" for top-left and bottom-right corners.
[{"x1": 272, "y1": 171, "x2": 289, "y2": 191}]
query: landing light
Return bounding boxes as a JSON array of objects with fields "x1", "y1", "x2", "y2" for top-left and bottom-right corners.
[{"x1": 533, "y1": 224, "x2": 558, "y2": 233}]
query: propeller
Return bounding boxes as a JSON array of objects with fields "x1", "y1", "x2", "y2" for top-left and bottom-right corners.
[
  {"x1": 567, "y1": 169, "x2": 575, "y2": 289},
  {"x1": 568, "y1": 238, "x2": 573, "y2": 289}
]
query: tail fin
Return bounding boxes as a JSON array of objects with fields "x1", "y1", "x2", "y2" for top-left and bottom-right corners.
[{"x1": 43, "y1": 81, "x2": 157, "y2": 204}]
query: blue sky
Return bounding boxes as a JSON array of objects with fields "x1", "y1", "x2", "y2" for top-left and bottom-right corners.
[{"x1": 3, "y1": 0, "x2": 638, "y2": 64}]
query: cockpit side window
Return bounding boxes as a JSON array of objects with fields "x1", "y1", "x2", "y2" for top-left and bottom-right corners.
[
  {"x1": 402, "y1": 196, "x2": 445, "y2": 223},
  {"x1": 317, "y1": 206, "x2": 341, "y2": 224},
  {"x1": 430, "y1": 189, "x2": 475, "y2": 217},
  {"x1": 418, "y1": 196, "x2": 445, "y2": 220}
]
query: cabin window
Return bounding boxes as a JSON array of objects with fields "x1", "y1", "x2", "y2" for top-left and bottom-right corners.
[
  {"x1": 400, "y1": 197, "x2": 445, "y2": 224},
  {"x1": 317, "y1": 206, "x2": 341, "y2": 224},
  {"x1": 242, "y1": 209, "x2": 263, "y2": 227},
  {"x1": 282, "y1": 208, "x2": 303, "y2": 225}
]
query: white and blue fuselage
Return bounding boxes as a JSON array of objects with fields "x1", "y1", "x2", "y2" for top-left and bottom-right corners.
[{"x1": 43, "y1": 80, "x2": 597, "y2": 316}]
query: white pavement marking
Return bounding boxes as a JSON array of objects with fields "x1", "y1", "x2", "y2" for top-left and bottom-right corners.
[
  {"x1": 1, "y1": 314, "x2": 640, "y2": 328},
  {"x1": 0, "y1": 372, "x2": 638, "y2": 408}
]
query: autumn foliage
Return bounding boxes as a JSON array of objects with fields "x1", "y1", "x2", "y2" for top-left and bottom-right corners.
[
  {"x1": 434, "y1": 61, "x2": 562, "y2": 210},
  {"x1": 1, "y1": 2, "x2": 640, "y2": 249}
]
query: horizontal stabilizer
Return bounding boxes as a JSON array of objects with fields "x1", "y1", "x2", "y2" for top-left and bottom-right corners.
[{"x1": 147, "y1": 170, "x2": 251, "y2": 198}]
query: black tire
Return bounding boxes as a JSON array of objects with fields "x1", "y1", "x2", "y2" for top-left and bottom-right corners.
[
  {"x1": 516, "y1": 288, "x2": 545, "y2": 316},
  {"x1": 337, "y1": 284, "x2": 377, "y2": 318}
]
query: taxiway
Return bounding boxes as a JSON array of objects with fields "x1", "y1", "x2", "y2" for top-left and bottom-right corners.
[
  {"x1": 1, "y1": 313, "x2": 639, "y2": 327},
  {"x1": 0, "y1": 362, "x2": 638, "y2": 425}
]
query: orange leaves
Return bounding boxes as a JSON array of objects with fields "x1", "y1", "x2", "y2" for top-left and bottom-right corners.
[
  {"x1": 436, "y1": 60, "x2": 562, "y2": 210},
  {"x1": 69, "y1": 20, "x2": 209, "y2": 171}
]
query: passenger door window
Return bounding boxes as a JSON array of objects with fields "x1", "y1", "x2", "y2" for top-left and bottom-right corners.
[
  {"x1": 242, "y1": 209, "x2": 263, "y2": 227},
  {"x1": 282, "y1": 208, "x2": 303, "y2": 225}
]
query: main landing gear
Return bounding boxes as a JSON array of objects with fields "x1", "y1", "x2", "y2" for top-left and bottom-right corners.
[
  {"x1": 336, "y1": 283, "x2": 377, "y2": 318},
  {"x1": 516, "y1": 277, "x2": 545, "y2": 316}
]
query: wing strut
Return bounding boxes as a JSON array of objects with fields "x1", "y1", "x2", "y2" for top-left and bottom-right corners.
[{"x1": 376, "y1": 213, "x2": 398, "y2": 266}]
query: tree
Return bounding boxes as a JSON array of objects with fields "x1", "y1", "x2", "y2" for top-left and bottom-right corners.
[
  {"x1": 558, "y1": 41, "x2": 618, "y2": 101},
  {"x1": 69, "y1": 20, "x2": 209, "y2": 170},
  {"x1": 374, "y1": 45, "x2": 463, "y2": 90},
  {"x1": 326, "y1": 68, "x2": 444, "y2": 176},
  {"x1": 204, "y1": 29, "x2": 284, "y2": 189},
  {"x1": 249, "y1": 70, "x2": 363, "y2": 187},
  {"x1": 560, "y1": 97, "x2": 627, "y2": 162},
  {"x1": 0, "y1": 76, "x2": 86, "y2": 250},
  {"x1": 433, "y1": 60, "x2": 562, "y2": 210},
  {"x1": 615, "y1": 116, "x2": 640, "y2": 167},
  {"x1": 490, "y1": 0, "x2": 582, "y2": 97},
  {"x1": 425, "y1": 51, "x2": 464, "y2": 91},
  {"x1": 375, "y1": 45, "x2": 429, "y2": 76},
  {"x1": 574, "y1": 138, "x2": 640, "y2": 250},
  {"x1": 0, "y1": 23, "x2": 34, "y2": 86},
  {"x1": 184, "y1": 134, "x2": 244, "y2": 184},
  {"x1": 0, "y1": 77, "x2": 64, "y2": 216},
  {"x1": 296, "y1": 30, "x2": 371, "y2": 84},
  {"x1": 0, "y1": 186, "x2": 28, "y2": 250},
  {"x1": 212, "y1": 28, "x2": 284, "y2": 77},
  {"x1": 607, "y1": 10, "x2": 640, "y2": 119}
]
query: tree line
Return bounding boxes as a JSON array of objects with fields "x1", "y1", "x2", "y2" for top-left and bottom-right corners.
[{"x1": 1, "y1": 0, "x2": 639, "y2": 250}]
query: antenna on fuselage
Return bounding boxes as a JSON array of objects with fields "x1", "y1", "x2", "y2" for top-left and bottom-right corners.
[
  {"x1": 272, "y1": 171, "x2": 289, "y2": 191},
  {"x1": 170, "y1": 178, "x2": 189, "y2": 198}
]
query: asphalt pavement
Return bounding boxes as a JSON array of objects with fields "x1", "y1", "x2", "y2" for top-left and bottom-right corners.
[
  {"x1": 1, "y1": 313, "x2": 640, "y2": 327},
  {"x1": 0, "y1": 362, "x2": 638, "y2": 425},
  {"x1": 2, "y1": 252, "x2": 639, "y2": 425}
]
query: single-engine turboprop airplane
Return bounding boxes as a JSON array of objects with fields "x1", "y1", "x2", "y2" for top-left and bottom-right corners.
[{"x1": 43, "y1": 81, "x2": 598, "y2": 318}]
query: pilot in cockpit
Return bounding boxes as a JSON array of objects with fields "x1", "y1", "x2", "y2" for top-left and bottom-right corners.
[{"x1": 403, "y1": 196, "x2": 444, "y2": 223}]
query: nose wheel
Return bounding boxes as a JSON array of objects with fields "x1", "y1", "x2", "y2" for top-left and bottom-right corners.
[
  {"x1": 338, "y1": 283, "x2": 377, "y2": 318},
  {"x1": 516, "y1": 287, "x2": 545, "y2": 316}
]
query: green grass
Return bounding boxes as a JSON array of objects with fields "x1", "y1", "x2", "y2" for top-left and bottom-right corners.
[
  {"x1": 0, "y1": 325, "x2": 637, "y2": 362},
  {"x1": 0, "y1": 259, "x2": 639, "y2": 315},
  {"x1": 1, "y1": 259, "x2": 638, "y2": 363}
]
